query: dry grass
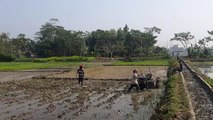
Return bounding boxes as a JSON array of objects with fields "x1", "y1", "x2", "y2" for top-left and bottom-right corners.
[{"x1": 50, "y1": 66, "x2": 168, "y2": 79}]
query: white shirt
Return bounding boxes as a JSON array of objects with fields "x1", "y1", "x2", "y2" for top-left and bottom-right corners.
[{"x1": 131, "y1": 73, "x2": 138, "y2": 85}]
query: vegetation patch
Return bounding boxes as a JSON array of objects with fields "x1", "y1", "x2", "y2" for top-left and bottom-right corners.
[
  {"x1": 111, "y1": 59, "x2": 169, "y2": 66},
  {"x1": 151, "y1": 58, "x2": 191, "y2": 120},
  {"x1": 199, "y1": 75, "x2": 213, "y2": 87},
  {"x1": 206, "y1": 78, "x2": 213, "y2": 87},
  {"x1": 15, "y1": 56, "x2": 95, "y2": 62},
  {"x1": 151, "y1": 74, "x2": 190, "y2": 120},
  {"x1": 0, "y1": 54, "x2": 15, "y2": 62},
  {"x1": 0, "y1": 62, "x2": 82, "y2": 71}
]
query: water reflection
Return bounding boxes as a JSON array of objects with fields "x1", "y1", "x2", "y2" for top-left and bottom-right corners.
[
  {"x1": 130, "y1": 93, "x2": 141, "y2": 112},
  {"x1": 198, "y1": 67, "x2": 213, "y2": 79}
]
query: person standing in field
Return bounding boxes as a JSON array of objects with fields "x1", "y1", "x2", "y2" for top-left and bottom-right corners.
[
  {"x1": 179, "y1": 60, "x2": 183, "y2": 72},
  {"x1": 128, "y1": 69, "x2": 139, "y2": 92},
  {"x1": 155, "y1": 77, "x2": 160, "y2": 88},
  {"x1": 77, "y1": 65, "x2": 84, "y2": 85}
]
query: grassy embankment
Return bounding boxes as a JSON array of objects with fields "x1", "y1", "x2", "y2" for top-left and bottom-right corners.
[
  {"x1": 188, "y1": 61, "x2": 213, "y2": 87},
  {"x1": 112, "y1": 59, "x2": 169, "y2": 66},
  {"x1": 0, "y1": 62, "x2": 79, "y2": 71},
  {"x1": 0, "y1": 57, "x2": 168, "y2": 71},
  {"x1": 151, "y1": 58, "x2": 191, "y2": 120},
  {"x1": 0, "y1": 56, "x2": 95, "y2": 71}
]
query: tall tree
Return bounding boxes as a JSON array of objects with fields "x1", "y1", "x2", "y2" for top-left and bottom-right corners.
[
  {"x1": 142, "y1": 33, "x2": 158, "y2": 56},
  {"x1": 86, "y1": 29, "x2": 104, "y2": 56},
  {"x1": 35, "y1": 18, "x2": 69, "y2": 57},
  {"x1": 143, "y1": 26, "x2": 161, "y2": 56},
  {"x1": 0, "y1": 33, "x2": 14, "y2": 55},
  {"x1": 198, "y1": 37, "x2": 213, "y2": 49},
  {"x1": 123, "y1": 24, "x2": 129, "y2": 33},
  {"x1": 98, "y1": 29, "x2": 117, "y2": 57},
  {"x1": 198, "y1": 31, "x2": 213, "y2": 57},
  {"x1": 144, "y1": 26, "x2": 161, "y2": 34},
  {"x1": 35, "y1": 19, "x2": 60, "y2": 57},
  {"x1": 170, "y1": 32, "x2": 194, "y2": 57},
  {"x1": 11, "y1": 34, "x2": 35, "y2": 57},
  {"x1": 116, "y1": 28, "x2": 126, "y2": 56}
]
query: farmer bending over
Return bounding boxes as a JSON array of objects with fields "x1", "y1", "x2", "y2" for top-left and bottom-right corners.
[
  {"x1": 77, "y1": 65, "x2": 84, "y2": 85},
  {"x1": 128, "y1": 69, "x2": 139, "y2": 92}
]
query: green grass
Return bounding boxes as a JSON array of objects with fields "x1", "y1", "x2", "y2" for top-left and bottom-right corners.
[
  {"x1": 0, "y1": 62, "x2": 83, "y2": 71},
  {"x1": 202, "y1": 76, "x2": 213, "y2": 87},
  {"x1": 15, "y1": 56, "x2": 96, "y2": 62},
  {"x1": 206, "y1": 78, "x2": 213, "y2": 87},
  {"x1": 151, "y1": 58, "x2": 190, "y2": 120},
  {"x1": 0, "y1": 56, "x2": 98, "y2": 71},
  {"x1": 151, "y1": 74, "x2": 190, "y2": 120},
  {"x1": 112, "y1": 59, "x2": 169, "y2": 66}
]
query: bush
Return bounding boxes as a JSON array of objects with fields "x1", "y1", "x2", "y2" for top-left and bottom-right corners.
[
  {"x1": 0, "y1": 54, "x2": 16, "y2": 62},
  {"x1": 124, "y1": 55, "x2": 170, "y2": 62},
  {"x1": 48, "y1": 56, "x2": 95, "y2": 62},
  {"x1": 14, "y1": 56, "x2": 96, "y2": 62},
  {"x1": 15, "y1": 57, "x2": 34, "y2": 62},
  {"x1": 33, "y1": 58, "x2": 49, "y2": 63},
  {"x1": 167, "y1": 58, "x2": 179, "y2": 78}
]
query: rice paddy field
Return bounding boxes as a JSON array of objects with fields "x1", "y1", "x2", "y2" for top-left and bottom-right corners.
[{"x1": 0, "y1": 60, "x2": 168, "y2": 120}]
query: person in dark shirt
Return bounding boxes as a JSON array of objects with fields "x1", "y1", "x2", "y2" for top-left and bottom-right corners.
[
  {"x1": 156, "y1": 77, "x2": 160, "y2": 88},
  {"x1": 77, "y1": 65, "x2": 84, "y2": 85},
  {"x1": 179, "y1": 60, "x2": 183, "y2": 72}
]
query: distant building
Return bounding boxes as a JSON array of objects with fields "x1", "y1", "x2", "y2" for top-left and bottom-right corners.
[{"x1": 168, "y1": 45, "x2": 188, "y2": 57}]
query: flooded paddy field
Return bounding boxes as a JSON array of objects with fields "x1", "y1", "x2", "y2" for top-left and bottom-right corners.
[
  {"x1": 198, "y1": 66, "x2": 213, "y2": 79},
  {"x1": 0, "y1": 66, "x2": 167, "y2": 120}
]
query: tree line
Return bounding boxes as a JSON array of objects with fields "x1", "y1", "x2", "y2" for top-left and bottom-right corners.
[
  {"x1": 170, "y1": 31, "x2": 213, "y2": 58},
  {"x1": 0, "y1": 19, "x2": 167, "y2": 59}
]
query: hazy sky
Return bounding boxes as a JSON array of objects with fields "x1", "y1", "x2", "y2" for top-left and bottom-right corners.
[{"x1": 1, "y1": 0, "x2": 213, "y2": 47}]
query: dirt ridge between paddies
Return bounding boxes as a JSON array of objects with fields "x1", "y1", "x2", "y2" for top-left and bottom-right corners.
[{"x1": 151, "y1": 58, "x2": 192, "y2": 120}]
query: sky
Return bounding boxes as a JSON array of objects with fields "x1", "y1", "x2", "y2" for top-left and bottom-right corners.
[{"x1": 1, "y1": 0, "x2": 213, "y2": 48}]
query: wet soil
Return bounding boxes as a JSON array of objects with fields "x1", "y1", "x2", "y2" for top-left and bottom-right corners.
[
  {"x1": 182, "y1": 65, "x2": 213, "y2": 120},
  {"x1": 50, "y1": 66, "x2": 167, "y2": 80},
  {"x1": 0, "y1": 66, "x2": 167, "y2": 120},
  {"x1": 0, "y1": 69, "x2": 63, "y2": 82}
]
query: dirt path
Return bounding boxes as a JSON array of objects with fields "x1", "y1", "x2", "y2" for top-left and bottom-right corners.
[{"x1": 182, "y1": 65, "x2": 213, "y2": 120}]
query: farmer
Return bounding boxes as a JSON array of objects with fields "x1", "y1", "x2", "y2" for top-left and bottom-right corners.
[
  {"x1": 77, "y1": 65, "x2": 84, "y2": 85},
  {"x1": 138, "y1": 73, "x2": 146, "y2": 90},
  {"x1": 128, "y1": 69, "x2": 139, "y2": 92},
  {"x1": 179, "y1": 60, "x2": 183, "y2": 72},
  {"x1": 156, "y1": 77, "x2": 160, "y2": 88}
]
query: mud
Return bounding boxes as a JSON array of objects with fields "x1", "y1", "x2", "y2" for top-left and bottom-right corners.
[
  {"x1": 182, "y1": 65, "x2": 213, "y2": 120},
  {"x1": 0, "y1": 71, "x2": 60, "y2": 82},
  {"x1": 50, "y1": 66, "x2": 168, "y2": 80},
  {"x1": 0, "y1": 66, "x2": 167, "y2": 120}
]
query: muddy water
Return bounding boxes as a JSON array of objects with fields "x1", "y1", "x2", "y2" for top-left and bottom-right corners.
[
  {"x1": 183, "y1": 66, "x2": 213, "y2": 120},
  {"x1": 198, "y1": 66, "x2": 213, "y2": 79},
  {"x1": 0, "y1": 71, "x2": 59, "y2": 82},
  {"x1": 0, "y1": 79, "x2": 164, "y2": 120},
  {"x1": 75, "y1": 89, "x2": 163, "y2": 120}
]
